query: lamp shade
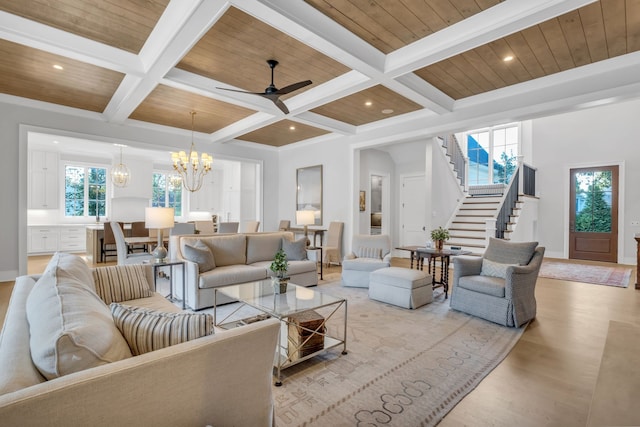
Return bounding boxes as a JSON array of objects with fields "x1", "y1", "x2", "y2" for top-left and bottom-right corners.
[
  {"x1": 145, "y1": 207, "x2": 175, "y2": 229},
  {"x1": 296, "y1": 210, "x2": 315, "y2": 226}
]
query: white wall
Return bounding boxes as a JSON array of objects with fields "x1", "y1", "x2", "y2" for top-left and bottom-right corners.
[
  {"x1": 1, "y1": 101, "x2": 278, "y2": 280},
  {"x1": 533, "y1": 97, "x2": 640, "y2": 263}
]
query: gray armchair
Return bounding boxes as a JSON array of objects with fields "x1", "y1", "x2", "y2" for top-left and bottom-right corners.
[{"x1": 450, "y1": 238, "x2": 545, "y2": 327}]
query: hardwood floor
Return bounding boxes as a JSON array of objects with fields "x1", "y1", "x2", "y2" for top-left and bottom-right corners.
[{"x1": 1, "y1": 255, "x2": 638, "y2": 425}]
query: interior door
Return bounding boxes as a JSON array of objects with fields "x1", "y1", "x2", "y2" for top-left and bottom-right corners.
[
  {"x1": 401, "y1": 175, "x2": 427, "y2": 246},
  {"x1": 569, "y1": 166, "x2": 618, "y2": 262}
]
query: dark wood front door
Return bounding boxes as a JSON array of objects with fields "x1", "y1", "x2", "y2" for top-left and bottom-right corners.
[{"x1": 569, "y1": 166, "x2": 618, "y2": 262}]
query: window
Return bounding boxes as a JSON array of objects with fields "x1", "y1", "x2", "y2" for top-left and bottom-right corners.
[
  {"x1": 152, "y1": 172, "x2": 182, "y2": 216},
  {"x1": 466, "y1": 124, "x2": 519, "y2": 186},
  {"x1": 64, "y1": 165, "x2": 107, "y2": 217}
]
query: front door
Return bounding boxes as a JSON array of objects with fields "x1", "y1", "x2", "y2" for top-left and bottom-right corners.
[{"x1": 569, "y1": 166, "x2": 618, "y2": 262}]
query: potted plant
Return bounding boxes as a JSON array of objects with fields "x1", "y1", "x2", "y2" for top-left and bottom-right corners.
[
  {"x1": 270, "y1": 249, "x2": 289, "y2": 293},
  {"x1": 430, "y1": 226, "x2": 450, "y2": 251}
]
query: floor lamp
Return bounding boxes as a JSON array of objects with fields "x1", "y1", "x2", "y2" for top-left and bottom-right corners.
[
  {"x1": 296, "y1": 210, "x2": 315, "y2": 247},
  {"x1": 145, "y1": 207, "x2": 175, "y2": 262}
]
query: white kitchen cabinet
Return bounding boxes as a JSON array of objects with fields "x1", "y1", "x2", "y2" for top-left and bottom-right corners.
[
  {"x1": 28, "y1": 150, "x2": 59, "y2": 209},
  {"x1": 28, "y1": 227, "x2": 59, "y2": 253},
  {"x1": 58, "y1": 226, "x2": 86, "y2": 252},
  {"x1": 190, "y1": 169, "x2": 223, "y2": 212}
]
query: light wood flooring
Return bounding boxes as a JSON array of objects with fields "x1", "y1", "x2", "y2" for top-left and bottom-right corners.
[{"x1": 1, "y1": 255, "x2": 638, "y2": 426}]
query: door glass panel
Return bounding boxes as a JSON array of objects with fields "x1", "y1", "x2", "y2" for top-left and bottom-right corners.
[{"x1": 574, "y1": 171, "x2": 612, "y2": 232}]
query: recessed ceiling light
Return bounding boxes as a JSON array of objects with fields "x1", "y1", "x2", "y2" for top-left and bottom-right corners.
[
  {"x1": 52, "y1": 140, "x2": 59, "y2": 144},
  {"x1": 503, "y1": 55, "x2": 514, "y2": 62},
  {"x1": 381, "y1": 109, "x2": 394, "y2": 114},
  {"x1": 53, "y1": 64, "x2": 64, "y2": 70},
  {"x1": 365, "y1": 101, "x2": 373, "y2": 107},
  {"x1": 113, "y1": 143, "x2": 128, "y2": 148},
  {"x1": 289, "y1": 125, "x2": 296, "y2": 130}
]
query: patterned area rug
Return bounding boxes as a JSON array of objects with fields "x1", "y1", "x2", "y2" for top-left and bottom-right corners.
[
  {"x1": 539, "y1": 261, "x2": 631, "y2": 288},
  {"x1": 265, "y1": 278, "x2": 525, "y2": 427}
]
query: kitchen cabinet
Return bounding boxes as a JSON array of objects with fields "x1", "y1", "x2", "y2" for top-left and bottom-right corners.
[
  {"x1": 28, "y1": 227, "x2": 59, "y2": 253},
  {"x1": 28, "y1": 150, "x2": 59, "y2": 209},
  {"x1": 59, "y1": 226, "x2": 86, "y2": 252}
]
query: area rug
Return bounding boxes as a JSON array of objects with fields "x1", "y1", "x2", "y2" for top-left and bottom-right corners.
[
  {"x1": 539, "y1": 261, "x2": 631, "y2": 288},
  {"x1": 254, "y1": 278, "x2": 526, "y2": 427}
]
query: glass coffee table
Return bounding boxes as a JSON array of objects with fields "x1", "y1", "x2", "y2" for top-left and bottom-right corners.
[{"x1": 213, "y1": 280, "x2": 348, "y2": 386}]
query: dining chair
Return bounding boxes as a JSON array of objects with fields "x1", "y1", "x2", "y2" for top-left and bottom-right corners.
[
  {"x1": 110, "y1": 221, "x2": 154, "y2": 265},
  {"x1": 100, "y1": 221, "x2": 122, "y2": 263},
  {"x1": 278, "y1": 220, "x2": 290, "y2": 231},
  {"x1": 217, "y1": 222, "x2": 239, "y2": 233},
  {"x1": 170, "y1": 223, "x2": 196, "y2": 236},
  {"x1": 321, "y1": 221, "x2": 344, "y2": 267},
  {"x1": 195, "y1": 220, "x2": 215, "y2": 235},
  {"x1": 129, "y1": 221, "x2": 149, "y2": 253},
  {"x1": 240, "y1": 220, "x2": 260, "y2": 233}
]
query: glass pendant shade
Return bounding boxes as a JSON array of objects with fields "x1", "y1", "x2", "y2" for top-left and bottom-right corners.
[{"x1": 111, "y1": 146, "x2": 130, "y2": 188}]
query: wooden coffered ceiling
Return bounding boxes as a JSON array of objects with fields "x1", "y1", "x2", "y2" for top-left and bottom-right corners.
[{"x1": 0, "y1": 0, "x2": 639, "y2": 148}]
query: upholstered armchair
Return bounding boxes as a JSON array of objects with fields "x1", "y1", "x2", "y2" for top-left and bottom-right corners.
[
  {"x1": 341, "y1": 234, "x2": 391, "y2": 288},
  {"x1": 450, "y1": 238, "x2": 545, "y2": 327}
]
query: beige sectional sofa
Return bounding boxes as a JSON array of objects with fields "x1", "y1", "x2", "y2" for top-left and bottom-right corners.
[
  {"x1": 0, "y1": 253, "x2": 280, "y2": 426},
  {"x1": 169, "y1": 231, "x2": 318, "y2": 310}
]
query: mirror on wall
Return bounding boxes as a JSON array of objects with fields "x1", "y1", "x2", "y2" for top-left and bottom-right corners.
[
  {"x1": 296, "y1": 165, "x2": 323, "y2": 226},
  {"x1": 370, "y1": 174, "x2": 383, "y2": 235}
]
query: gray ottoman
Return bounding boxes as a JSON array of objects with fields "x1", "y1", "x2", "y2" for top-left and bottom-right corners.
[{"x1": 369, "y1": 267, "x2": 433, "y2": 309}]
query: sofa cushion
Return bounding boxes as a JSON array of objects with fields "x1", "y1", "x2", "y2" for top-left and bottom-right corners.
[
  {"x1": 204, "y1": 234, "x2": 247, "y2": 267},
  {"x1": 48, "y1": 251, "x2": 96, "y2": 292},
  {"x1": 110, "y1": 303, "x2": 213, "y2": 356},
  {"x1": 480, "y1": 258, "x2": 517, "y2": 279},
  {"x1": 246, "y1": 233, "x2": 283, "y2": 264},
  {"x1": 92, "y1": 264, "x2": 153, "y2": 304},
  {"x1": 356, "y1": 246, "x2": 382, "y2": 259},
  {"x1": 342, "y1": 257, "x2": 389, "y2": 272},
  {"x1": 484, "y1": 237, "x2": 538, "y2": 265},
  {"x1": 458, "y1": 275, "x2": 506, "y2": 298},
  {"x1": 26, "y1": 253, "x2": 132, "y2": 380},
  {"x1": 183, "y1": 240, "x2": 216, "y2": 272},
  {"x1": 198, "y1": 265, "x2": 267, "y2": 289},
  {"x1": 283, "y1": 237, "x2": 307, "y2": 261}
]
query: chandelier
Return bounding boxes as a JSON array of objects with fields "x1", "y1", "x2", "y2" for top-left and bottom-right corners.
[
  {"x1": 171, "y1": 111, "x2": 212, "y2": 192},
  {"x1": 111, "y1": 144, "x2": 130, "y2": 188}
]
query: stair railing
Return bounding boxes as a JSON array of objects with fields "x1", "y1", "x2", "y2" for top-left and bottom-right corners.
[{"x1": 440, "y1": 134, "x2": 466, "y2": 189}]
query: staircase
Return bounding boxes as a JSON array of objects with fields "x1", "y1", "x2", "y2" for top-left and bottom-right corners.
[{"x1": 446, "y1": 195, "x2": 524, "y2": 256}]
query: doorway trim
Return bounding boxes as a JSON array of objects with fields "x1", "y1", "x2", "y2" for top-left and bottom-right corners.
[
  {"x1": 369, "y1": 171, "x2": 390, "y2": 236},
  {"x1": 563, "y1": 160, "x2": 625, "y2": 262}
]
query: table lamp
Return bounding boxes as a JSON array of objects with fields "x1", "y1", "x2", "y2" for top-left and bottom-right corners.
[
  {"x1": 145, "y1": 207, "x2": 175, "y2": 262},
  {"x1": 296, "y1": 210, "x2": 315, "y2": 246}
]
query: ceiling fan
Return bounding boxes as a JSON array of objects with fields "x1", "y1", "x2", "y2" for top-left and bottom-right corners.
[{"x1": 217, "y1": 59, "x2": 312, "y2": 114}]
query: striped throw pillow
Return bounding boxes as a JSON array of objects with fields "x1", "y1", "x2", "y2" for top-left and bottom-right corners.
[
  {"x1": 93, "y1": 265, "x2": 153, "y2": 305},
  {"x1": 110, "y1": 303, "x2": 214, "y2": 356},
  {"x1": 357, "y1": 246, "x2": 383, "y2": 259}
]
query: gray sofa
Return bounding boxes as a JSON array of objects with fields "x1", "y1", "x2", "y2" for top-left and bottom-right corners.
[
  {"x1": 0, "y1": 254, "x2": 280, "y2": 426},
  {"x1": 169, "y1": 231, "x2": 318, "y2": 310}
]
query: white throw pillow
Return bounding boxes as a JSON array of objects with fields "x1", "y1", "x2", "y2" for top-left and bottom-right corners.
[
  {"x1": 111, "y1": 303, "x2": 214, "y2": 356},
  {"x1": 26, "y1": 256, "x2": 132, "y2": 380},
  {"x1": 480, "y1": 258, "x2": 518, "y2": 279}
]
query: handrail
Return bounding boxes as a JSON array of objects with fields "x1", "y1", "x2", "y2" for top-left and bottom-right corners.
[
  {"x1": 522, "y1": 163, "x2": 536, "y2": 196},
  {"x1": 441, "y1": 134, "x2": 466, "y2": 188},
  {"x1": 495, "y1": 166, "x2": 520, "y2": 239}
]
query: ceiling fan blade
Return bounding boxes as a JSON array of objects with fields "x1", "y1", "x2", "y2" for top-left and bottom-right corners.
[
  {"x1": 274, "y1": 80, "x2": 312, "y2": 95},
  {"x1": 274, "y1": 98, "x2": 290, "y2": 114},
  {"x1": 216, "y1": 87, "x2": 265, "y2": 96}
]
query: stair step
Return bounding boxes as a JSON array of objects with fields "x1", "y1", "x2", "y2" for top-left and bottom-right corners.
[{"x1": 447, "y1": 241, "x2": 486, "y2": 249}]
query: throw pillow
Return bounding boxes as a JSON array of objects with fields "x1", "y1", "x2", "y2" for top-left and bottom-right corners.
[
  {"x1": 282, "y1": 237, "x2": 307, "y2": 261},
  {"x1": 93, "y1": 264, "x2": 153, "y2": 304},
  {"x1": 357, "y1": 246, "x2": 383, "y2": 259},
  {"x1": 480, "y1": 258, "x2": 518, "y2": 279},
  {"x1": 183, "y1": 240, "x2": 216, "y2": 272},
  {"x1": 26, "y1": 263, "x2": 132, "y2": 380},
  {"x1": 484, "y1": 237, "x2": 538, "y2": 265},
  {"x1": 43, "y1": 252, "x2": 96, "y2": 292},
  {"x1": 110, "y1": 303, "x2": 214, "y2": 356}
]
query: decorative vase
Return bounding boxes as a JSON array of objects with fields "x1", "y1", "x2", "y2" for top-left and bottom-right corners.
[
  {"x1": 272, "y1": 276, "x2": 289, "y2": 294},
  {"x1": 436, "y1": 240, "x2": 444, "y2": 251}
]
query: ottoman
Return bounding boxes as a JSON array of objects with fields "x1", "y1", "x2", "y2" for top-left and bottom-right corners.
[{"x1": 369, "y1": 267, "x2": 433, "y2": 309}]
